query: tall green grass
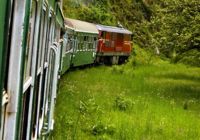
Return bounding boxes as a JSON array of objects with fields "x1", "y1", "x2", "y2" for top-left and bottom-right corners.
[{"x1": 51, "y1": 47, "x2": 200, "y2": 139}]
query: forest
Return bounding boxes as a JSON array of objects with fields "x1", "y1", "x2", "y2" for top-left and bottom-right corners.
[{"x1": 63, "y1": 0, "x2": 200, "y2": 66}]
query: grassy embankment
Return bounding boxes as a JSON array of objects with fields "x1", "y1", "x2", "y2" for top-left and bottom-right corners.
[{"x1": 51, "y1": 47, "x2": 200, "y2": 140}]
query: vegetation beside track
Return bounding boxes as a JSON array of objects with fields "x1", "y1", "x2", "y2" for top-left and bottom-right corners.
[
  {"x1": 51, "y1": 47, "x2": 200, "y2": 140},
  {"x1": 63, "y1": 0, "x2": 200, "y2": 67}
]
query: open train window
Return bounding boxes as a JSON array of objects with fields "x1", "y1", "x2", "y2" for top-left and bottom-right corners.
[
  {"x1": 20, "y1": 87, "x2": 31, "y2": 140},
  {"x1": 87, "y1": 36, "x2": 94, "y2": 50},
  {"x1": 84, "y1": 36, "x2": 88, "y2": 41},
  {"x1": 77, "y1": 35, "x2": 84, "y2": 51},
  {"x1": 65, "y1": 35, "x2": 73, "y2": 52}
]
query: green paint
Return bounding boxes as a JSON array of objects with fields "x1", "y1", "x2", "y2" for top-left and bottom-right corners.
[
  {"x1": 56, "y1": 6, "x2": 64, "y2": 28},
  {"x1": 61, "y1": 53, "x2": 71, "y2": 74},
  {"x1": 71, "y1": 51, "x2": 95, "y2": 67},
  {"x1": 48, "y1": 0, "x2": 56, "y2": 9},
  {"x1": 0, "y1": 0, "x2": 11, "y2": 126}
]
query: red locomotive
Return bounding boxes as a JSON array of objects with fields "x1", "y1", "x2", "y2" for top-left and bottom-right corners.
[{"x1": 96, "y1": 24, "x2": 132, "y2": 64}]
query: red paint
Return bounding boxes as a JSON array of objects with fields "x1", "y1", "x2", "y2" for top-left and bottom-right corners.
[{"x1": 97, "y1": 31, "x2": 132, "y2": 55}]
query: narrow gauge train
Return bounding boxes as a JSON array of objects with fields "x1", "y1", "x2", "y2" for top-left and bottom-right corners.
[
  {"x1": 0, "y1": 0, "x2": 64, "y2": 139},
  {"x1": 60, "y1": 18, "x2": 132, "y2": 74},
  {"x1": 0, "y1": 3, "x2": 132, "y2": 140}
]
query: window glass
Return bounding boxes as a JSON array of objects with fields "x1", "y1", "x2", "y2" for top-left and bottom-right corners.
[
  {"x1": 37, "y1": 10, "x2": 46, "y2": 69},
  {"x1": 124, "y1": 34, "x2": 131, "y2": 41},
  {"x1": 117, "y1": 33, "x2": 124, "y2": 41},
  {"x1": 111, "y1": 33, "x2": 117, "y2": 41},
  {"x1": 105, "y1": 32, "x2": 111, "y2": 40},
  {"x1": 24, "y1": 1, "x2": 36, "y2": 82},
  {"x1": 44, "y1": 13, "x2": 50, "y2": 62},
  {"x1": 101, "y1": 31, "x2": 106, "y2": 38}
]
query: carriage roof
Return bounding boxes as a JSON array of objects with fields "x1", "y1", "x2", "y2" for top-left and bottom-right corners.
[
  {"x1": 96, "y1": 24, "x2": 132, "y2": 35},
  {"x1": 65, "y1": 18, "x2": 99, "y2": 34}
]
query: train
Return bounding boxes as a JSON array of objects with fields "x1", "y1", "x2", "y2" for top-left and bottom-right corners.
[{"x1": 0, "y1": 0, "x2": 132, "y2": 140}]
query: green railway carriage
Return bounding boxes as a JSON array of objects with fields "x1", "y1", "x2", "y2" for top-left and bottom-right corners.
[
  {"x1": 0, "y1": 0, "x2": 64, "y2": 139},
  {"x1": 63, "y1": 18, "x2": 99, "y2": 68}
]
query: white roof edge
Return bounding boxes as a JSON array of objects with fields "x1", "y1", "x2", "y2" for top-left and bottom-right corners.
[
  {"x1": 96, "y1": 24, "x2": 132, "y2": 34},
  {"x1": 65, "y1": 18, "x2": 99, "y2": 34}
]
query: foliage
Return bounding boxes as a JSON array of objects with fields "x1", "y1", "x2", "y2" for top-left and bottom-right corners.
[
  {"x1": 63, "y1": 0, "x2": 200, "y2": 66},
  {"x1": 114, "y1": 94, "x2": 133, "y2": 111}
]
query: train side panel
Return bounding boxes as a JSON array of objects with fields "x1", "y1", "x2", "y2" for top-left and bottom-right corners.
[
  {"x1": 71, "y1": 33, "x2": 98, "y2": 67},
  {"x1": 0, "y1": 0, "x2": 12, "y2": 139},
  {"x1": 0, "y1": 0, "x2": 65, "y2": 139}
]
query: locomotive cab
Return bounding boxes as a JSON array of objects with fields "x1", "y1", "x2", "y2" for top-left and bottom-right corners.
[{"x1": 96, "y1": 25, "x2": 132, "y2": 64}]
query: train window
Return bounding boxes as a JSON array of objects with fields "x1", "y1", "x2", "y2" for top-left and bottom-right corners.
[
  {"x1": 44, "y1": 15, "x2": 51, "y2": 62},
  {"x1": 37, "y1": 10, "x2": 46, "y2": 69},
  {"x1": 21, "y1": 1, "x2": 37, "y2": 139},
  {"x1": 42, "y1": 47, "x2": 57, "y2": 131},
  {"x1": 24, "y1": 1, "x2": 36, "y2": 82},
  {"x1": 31, "y1": 75, "x2": 40, "y2": 138},
  {"x1": 105, "y1": 32, "x2": 111, "y2": 40},
  {"x1": 77, "y1": 35, "x2": 84, "y2": 51},
  {"x1": 83, "y1": 36, "x2": 88, "y2": 51},
  {"x1": 105, "y1": 40, "x2": 111, "y2": 47},
  {"x1": 20, "y1": 87, "x2": 31, "y2": 140},
  {"x1": 117, "y1": 33, "x2": 124, "y2": 41},
  {"x1": 124, "y1": 34, "x2": 131, "y2": 41},
  {"x1": 66, "y1": 36, "x2": 73, "y2": 52},
  {"x1": 54, "y1": 24, "x2": 60, "y2": 42},
  {"x1": 111, "y1": 33, "x2": 117, "y2": 41},
  {"x1": 84, "y1": 36, "x2": 88, "y2": 41},
  {"x1": 101, "y1": 31, "x2": 106, "y2": 38},
  {"x1": 88, "y1": 36, "x2": 94, "y2": 50}
]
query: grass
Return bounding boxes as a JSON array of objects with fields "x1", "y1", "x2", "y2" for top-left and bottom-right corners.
[
  {"x1": 50, "y1": 60, "x2": 200, "y2": 140},
  {"x1": 50, "y1": 44, "x2": 200, "y2": 140}
]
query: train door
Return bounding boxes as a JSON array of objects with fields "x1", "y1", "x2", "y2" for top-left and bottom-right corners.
[
  {"x1": 0, "y1": 0, "x2": 12, "y2": 139},
  {"x1": 116, "y1": 33, "x2": 123, "y2": 51}
]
